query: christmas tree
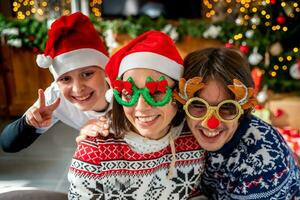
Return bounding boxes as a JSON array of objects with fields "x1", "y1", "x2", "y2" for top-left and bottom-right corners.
[{"x1": 203, "y1": 0, "x2": 300, "y2": 94}]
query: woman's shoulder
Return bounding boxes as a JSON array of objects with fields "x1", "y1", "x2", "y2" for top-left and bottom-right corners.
[
  {"x1": 84, "y1": 134, "x2": 125, "y2": 144},
  {"x1": 73, "y1": 134, "x2": 127, "y2": 164}
]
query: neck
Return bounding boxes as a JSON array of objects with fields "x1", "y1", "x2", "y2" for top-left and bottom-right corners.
[
  {"x1": 93, "y1": 82, "x2": 110, "y2": 112},
  {"x1": 93, "y1": 101, "x2": 109, "y2": 112}
]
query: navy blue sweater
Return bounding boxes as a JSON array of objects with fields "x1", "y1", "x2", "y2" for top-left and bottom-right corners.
[{"x1": 200, "y1": 115, "x2": 300, "y2": 199}]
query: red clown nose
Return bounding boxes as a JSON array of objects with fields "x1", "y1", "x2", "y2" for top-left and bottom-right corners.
[{"x1": 207, "y1": 115, "x2": 220, "y2": 129}]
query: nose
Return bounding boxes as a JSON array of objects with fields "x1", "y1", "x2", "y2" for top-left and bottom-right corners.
[
  {"x1": 201, "y1": 110, "x2": 220, "y2": 130},
  {"x1": 72, "y1": 79, "x2": 85, "y2": 93},
  {"x1": 135, "y1": 94, "x2": 152, "y2": 110}
]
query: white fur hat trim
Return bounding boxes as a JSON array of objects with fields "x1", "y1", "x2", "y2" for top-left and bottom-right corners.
[{"x1": 105, "y1": 89, "x2": 114, "y2": 103}]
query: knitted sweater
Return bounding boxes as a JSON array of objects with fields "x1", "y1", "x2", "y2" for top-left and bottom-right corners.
[
  {"x1": 200, "y1": 115, "x2": 300, "y2": 200},
  {"x1": 68, "y1": 123, "x2": 206, "y2": 200}
]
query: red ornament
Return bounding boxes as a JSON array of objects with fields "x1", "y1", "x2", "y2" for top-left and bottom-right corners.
[
  {"x1": 270, "y1": 0, "x2": 276, "y2": 5},
  {"x1": 207, "y1": 115, "x2": 220, "y2": 129},
  {"x1": 281, "y1": 127, "x2": 300, "y2": 138},
  {"x1": 273, "y1": 108, "x2": 284, "y2": 117},
  {"x1": 33, "y1": 47, "x2": 39, "y2": 53},
  {"x1": 276, "y1": 15, "x2": 286, "y2": 24},
  {"x1": 239, "y1": 44, "x2": 250, "y2": 54},
  {"x1": 251, "y1": 67, "x2": 263, "y2": 95},
  {"x1": 255, "y1": 104, "x2": 264, "y2": 110},
  {"x1": 225, "y1": 41, "x2": 234, "y2": 48}
]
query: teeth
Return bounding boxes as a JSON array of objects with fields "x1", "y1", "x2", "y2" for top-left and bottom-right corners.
[
  {"x1": 137, "y1": 116, "x2": 157, "y2": 122},
  {"x1": 203, "y1": 131, "x2": 220, "y2": 137},
  {"x1": 74, "y1": 94, "x2": 91, "y2": 101}
]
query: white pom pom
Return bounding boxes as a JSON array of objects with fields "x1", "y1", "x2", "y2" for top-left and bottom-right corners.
[
  {"x1": 36, "y1": 54, "x2": 52, "y2": 68},
  {"x1": 105, "y1": 89, "x2": 114, "y2": 103}
]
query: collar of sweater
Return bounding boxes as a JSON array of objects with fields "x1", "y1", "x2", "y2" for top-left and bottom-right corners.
[{"x1": 124, "y1": 121, "x2": 184, "y2": 154}]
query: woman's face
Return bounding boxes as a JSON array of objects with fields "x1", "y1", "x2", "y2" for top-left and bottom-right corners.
[
  {"x1": 122, "y1": 68, "x2": 177, "y2": 140},
  {"x1": 57, "y1": 66, "x2": 108, "y2": 112},
  {"x1": 186, "y1": 79, "x2": 239, "y2": 151}
]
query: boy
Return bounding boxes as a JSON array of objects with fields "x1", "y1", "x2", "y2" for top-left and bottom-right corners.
[{"x1": 0, "y1": 12, "x2": 110, "y2": 152}]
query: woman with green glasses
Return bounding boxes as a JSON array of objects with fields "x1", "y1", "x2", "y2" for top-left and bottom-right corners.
[
  {"x1": 68, "y1": 31, "x2": 206, "y2": 200},
  {"x1": 174, "y1": 47, "x2": 300, "y2": 199}
]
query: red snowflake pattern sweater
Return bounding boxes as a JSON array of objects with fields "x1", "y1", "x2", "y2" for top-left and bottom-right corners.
[{"x1": 68, "y1": 123, "x2": 206, "y2": 200}]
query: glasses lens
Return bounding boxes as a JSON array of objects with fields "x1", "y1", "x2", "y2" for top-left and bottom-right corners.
[
  {"x1": 121, "y1": 90, "x2": 134, "y2": 103},
  {"x1": 150, "y1": 91, "x2": 168, "y2": 102},
  {"x1": 187, "y1": 99, "x2": 207, "y2": 118},
  {"x1": 218, "y1": 102, "x2": 239, "y2": 120}
]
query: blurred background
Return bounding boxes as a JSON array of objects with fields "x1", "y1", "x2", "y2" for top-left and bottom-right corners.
[{"x1": 0, "y1": 0, "x2": 299, "y2": 195}]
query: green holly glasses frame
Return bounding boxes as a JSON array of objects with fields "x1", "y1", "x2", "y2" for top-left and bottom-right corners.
[{"x1": 113, "y1": 76, "x2": 173, "y2": 107}]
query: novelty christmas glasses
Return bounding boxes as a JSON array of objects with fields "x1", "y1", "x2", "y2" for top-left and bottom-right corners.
[
  {"x1": 183, "y1": 98, "x2": 244, "y2": 122},
  {"x1": 113, "y1": 76, "x2": 172, "y2": 107},
  {"x1": 174, "y1": 77, "x2": 257, "y2": 126}
]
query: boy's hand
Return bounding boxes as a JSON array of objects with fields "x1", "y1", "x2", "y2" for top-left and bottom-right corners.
[
  {"x1": 25, "y1": 89, "x2": 60, "y2": 128},
  {"x1": 76, "y1": 117, "x2": 110, "y2": 144}
]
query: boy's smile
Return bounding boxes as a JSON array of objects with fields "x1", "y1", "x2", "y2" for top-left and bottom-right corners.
[{"x1": 57, "y1": 66, "x2": 108, "y2": 112}]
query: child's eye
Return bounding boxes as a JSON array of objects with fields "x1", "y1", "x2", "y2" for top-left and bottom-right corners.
[
  {"x1": 81, "y1": 71, "x2": 94, "y2": 78},
  {"x1": 58, "y1": 76, "x2": 71, "y2": 83}
]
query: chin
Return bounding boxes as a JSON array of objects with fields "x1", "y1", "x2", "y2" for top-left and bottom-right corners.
[
  {"x1": 192, "y1": 129, "x2": 225, "y2": 152},
  {"x1": 74, "y1": 103, "x2": 93, "y2": 111},
  {"x1": 203, "y1": 144, "x2": 223, "y2": 152},
  {"x1": 138, "y1": 130, "x2": 154, "y2": 138},
  {"x1": 137, "y1": 129, "x2": 162, "y2": 140}
]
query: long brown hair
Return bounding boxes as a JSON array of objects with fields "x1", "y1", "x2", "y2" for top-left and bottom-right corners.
[{"x1": 183, "y1": 47, "x2": 254, "y2": 117}]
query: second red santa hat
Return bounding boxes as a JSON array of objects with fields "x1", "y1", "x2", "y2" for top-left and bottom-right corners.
[
  {"x1": 104, "y1": 30, "x2": 183, "y2": 102},
  {"x1": 105, "y1": 30, "x2": 184, "y2": 85}
]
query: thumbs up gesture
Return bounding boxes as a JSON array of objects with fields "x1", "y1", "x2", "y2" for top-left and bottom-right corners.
[{"x1": 25, "y1": 89, "x2": 60, "y2": 128}]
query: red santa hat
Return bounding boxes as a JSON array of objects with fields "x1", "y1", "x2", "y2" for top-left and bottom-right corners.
[
  {"x1": 36, "y1": 12, "x2": 109, "y2": 80},
  {"x1": 105, "y1": 30, "x2": 183, "y2": 84},
  {"x1": 104, "y1": 30, "x2": 183, "y2": 101}
]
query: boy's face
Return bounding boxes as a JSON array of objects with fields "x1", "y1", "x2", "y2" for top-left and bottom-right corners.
[
  {"x1": 57, "y1": 66, "x2": 108, "y2": 112},
  {"x1": 186, "y1": 79, "x2": 239, "y2": 151}
]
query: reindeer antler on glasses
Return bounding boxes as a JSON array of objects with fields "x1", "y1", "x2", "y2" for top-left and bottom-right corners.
[
  {"x1": 227, "y1": 79, "x2": 257, "y2": 110},
  {"x1": 173, "y1": 76, "x2": 205, "y2": 105}
]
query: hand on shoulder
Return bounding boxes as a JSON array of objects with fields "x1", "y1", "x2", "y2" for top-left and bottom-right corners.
[{"x1": 76, "y1": 116, "x2": 111, "y2": 144}]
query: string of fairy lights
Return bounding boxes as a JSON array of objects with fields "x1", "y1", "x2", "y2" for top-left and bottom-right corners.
[
  {"x1": 12, "y1": 0, "x2": 102, "y2": 20},
  {"x1": 10, "y1": 0, "x2": 300, "y2": 79},
  {"x1": 271, "y1": 47, "x2": 299, "y2": 78},
  {"x1": 203, "y1": 0, "x2": 299, "y2": 30},
  {"x1": 203, "y1": 0, "x2": 300, "y2": 78}
]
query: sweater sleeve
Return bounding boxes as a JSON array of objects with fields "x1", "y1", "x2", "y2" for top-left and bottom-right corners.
[
  {"x1": 0, "y1": 116, "x2": 40, "y2": 152},
  {"x1": 68, "y1": 137, "x2": 103, "y2": 199}
]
